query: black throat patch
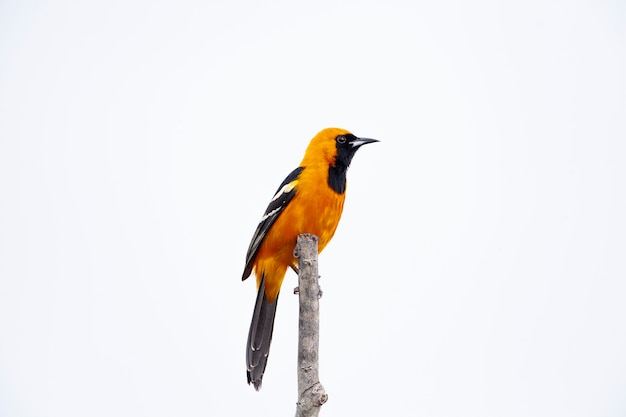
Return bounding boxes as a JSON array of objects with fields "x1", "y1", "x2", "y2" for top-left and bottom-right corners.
[
  {"x1": 328, "y1": 163, "x2": 348, "y2": 194},
  {"x1": 327, "y1": 134, "x2": 360, "y2": 194}
]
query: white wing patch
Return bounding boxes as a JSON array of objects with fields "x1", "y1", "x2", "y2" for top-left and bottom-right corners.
[
  {"x1": 261, "y1": 180, "x2": 297, "y2": 221},
  {"x1": 270, "y1": 180, "x2": 297, "y2": 202},
  {"x1": 260, "y1": 206, "x2": 281, "y2": 222}
]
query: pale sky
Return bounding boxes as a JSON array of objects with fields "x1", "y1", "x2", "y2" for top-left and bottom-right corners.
[{"x1": 1, "y1": 1, "x2": 625, "y2": 416}]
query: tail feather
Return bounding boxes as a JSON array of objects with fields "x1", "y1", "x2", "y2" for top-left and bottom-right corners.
[{"x1": 246, "y1": 274, "x2": 278, "y2": 390}]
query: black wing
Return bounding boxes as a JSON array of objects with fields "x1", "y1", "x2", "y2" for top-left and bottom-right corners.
[{"x1": 241, "y1": 167, "x2": 304, "y2": 280}]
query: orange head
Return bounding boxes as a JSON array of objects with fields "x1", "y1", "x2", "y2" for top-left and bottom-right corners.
[{"x1": 300, "y1": 127, "x2": 379, "y2": 173}]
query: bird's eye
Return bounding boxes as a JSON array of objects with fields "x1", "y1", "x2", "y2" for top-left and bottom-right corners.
[{"x1": 336, "y1": 135, "x2": 346, "y2": 144}]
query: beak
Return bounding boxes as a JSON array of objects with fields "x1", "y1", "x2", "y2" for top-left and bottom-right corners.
[{"x1": 350, "y1": 137, "x2": 380, "y2": 148}]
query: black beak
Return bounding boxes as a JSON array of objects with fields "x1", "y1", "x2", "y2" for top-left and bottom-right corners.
[{"x1": 349, "y1": 137, "x2": 380, "y2": 148}]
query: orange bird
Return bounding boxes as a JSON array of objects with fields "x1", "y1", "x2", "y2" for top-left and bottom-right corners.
[{"x1": 242, "y1": 127, "x2": 378, "y2": 390}]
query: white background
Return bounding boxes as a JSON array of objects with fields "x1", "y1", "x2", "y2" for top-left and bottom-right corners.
[{"x1": 1, "y1": 1, "x2": 625, "y2": 416}]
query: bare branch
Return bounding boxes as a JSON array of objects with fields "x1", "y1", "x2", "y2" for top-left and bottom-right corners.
[{"x1": 294, "y1": 234, "x2": 327, "y2": 417}]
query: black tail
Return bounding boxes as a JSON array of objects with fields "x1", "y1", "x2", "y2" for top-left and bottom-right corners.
[{"x1": 246, "y1": 274, "x2": 278, "y2": 390}]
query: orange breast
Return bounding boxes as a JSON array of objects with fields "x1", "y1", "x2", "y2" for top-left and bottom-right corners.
[{"x1": 253, "y1": 163, "x2": 346, "y2": 301}]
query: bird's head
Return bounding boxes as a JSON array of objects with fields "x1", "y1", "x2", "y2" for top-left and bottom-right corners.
[{"x1": 301, "y1": 127, "x2": 379, "y2": 168}]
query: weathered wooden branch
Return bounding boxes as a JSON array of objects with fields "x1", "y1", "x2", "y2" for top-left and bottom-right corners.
[{"x1": 294, "y1": 234, "x2": 327, "y2": 417}]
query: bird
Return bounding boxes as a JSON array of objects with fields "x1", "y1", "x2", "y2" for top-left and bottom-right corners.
[{"x1": 242, "y1": 127, "x2": 378, "y2": 390}]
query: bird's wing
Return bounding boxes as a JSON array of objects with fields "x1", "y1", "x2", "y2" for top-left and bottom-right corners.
[{"x1": 242, "y1": 166, "x2": 304, "y2": 280}]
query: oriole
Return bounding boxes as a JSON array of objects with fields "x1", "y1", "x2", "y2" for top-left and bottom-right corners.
[{"x1": 242, "y1": 127, "x2": 378, "y2": 390}]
